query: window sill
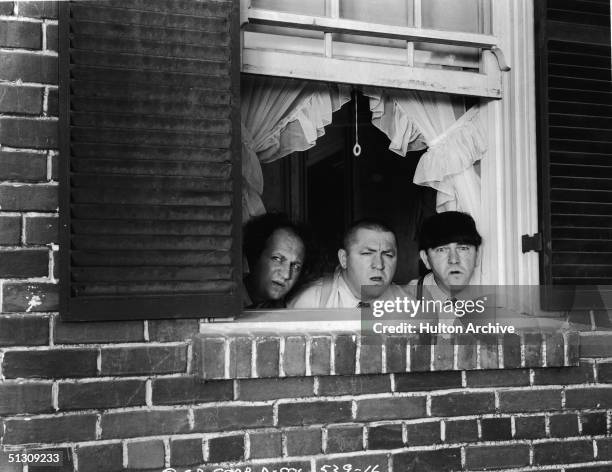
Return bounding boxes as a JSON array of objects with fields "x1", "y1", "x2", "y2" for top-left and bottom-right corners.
[{"x1": 193, "y1": 310, "x2": 578, "y2": 380}]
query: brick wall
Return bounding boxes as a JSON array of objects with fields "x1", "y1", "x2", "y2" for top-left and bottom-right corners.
[{"x1": 1, "y1": 2, "x2": 611, "y2": 471}]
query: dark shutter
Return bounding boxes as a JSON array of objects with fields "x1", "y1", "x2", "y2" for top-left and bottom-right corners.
[
  {"x1": 535, "y1": 0, "x2": 611, "y2": 285},
  {"x1": 59, "y1": 0, "x2": 242, "y2": 320}
]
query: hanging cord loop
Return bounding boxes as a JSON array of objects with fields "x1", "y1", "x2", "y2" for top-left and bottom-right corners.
[{"x1": 352, "y1": 90, "x2": 361, "y2": 157}]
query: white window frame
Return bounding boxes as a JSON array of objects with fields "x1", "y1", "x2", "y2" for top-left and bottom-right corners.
[{"x1": 238, "y1": 0, "x2": 540, "y2": 295}]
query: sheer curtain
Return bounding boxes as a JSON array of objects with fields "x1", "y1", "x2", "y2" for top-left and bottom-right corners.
[
  {"x1": 364, "y1": 88, "x2": 487, "y2": 281},
  {"x1": 241, "y1": 76, "x2": 350, "y2": 220}
]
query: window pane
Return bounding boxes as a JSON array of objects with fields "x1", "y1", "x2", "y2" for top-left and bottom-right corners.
[
  {"x1": 421, "y1": 0, "x2": 490, "y2": 34},
  {"x1": 339, "y1": 0, "x2": 413, "y2": 27},
  {"x1": 252, "y1": 0, "x2": 326, "y2": 16}
]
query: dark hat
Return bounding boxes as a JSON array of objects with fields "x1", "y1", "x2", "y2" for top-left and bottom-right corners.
[{"x1": 418, "y1": 211, "x2": 482, "y2": 250}]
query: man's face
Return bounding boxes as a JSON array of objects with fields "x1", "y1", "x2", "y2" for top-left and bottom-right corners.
[
  {"x1": 250, "y1": 228, "x2": 305, "y2": 302},
  {"x1": 420, "y1": 242, "x2": 479, "y2": 294},
  {"x1": 338, "y1": 228, "x2": 397, "y2": 300}
]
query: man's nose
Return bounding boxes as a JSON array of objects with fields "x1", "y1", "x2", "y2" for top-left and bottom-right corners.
[
  {"x1": 372, "y1": 253, "x2": 384, "y2": 269},
  {"x1": 279, "y1": 262, "x2": 292, "y2": 280},
  {"x1": 448, "y1": 247, "x2": 459, "y2": 264}
]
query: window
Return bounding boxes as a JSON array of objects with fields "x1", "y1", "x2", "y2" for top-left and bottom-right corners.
[{"x1": 59, "y1": 0, "x2": 544, "y2": 320}]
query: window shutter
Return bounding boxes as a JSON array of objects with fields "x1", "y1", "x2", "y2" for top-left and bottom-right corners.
[
  {"x1": 59, "y1": 0, "x2": 242, "y2": 320},
  {"x1": 535, "y1": 0, "x2": 611, "y2": 285}
]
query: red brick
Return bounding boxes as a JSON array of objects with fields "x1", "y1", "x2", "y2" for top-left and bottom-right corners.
[
  {"x1": 533, "y1": 363, "x2": 594, "y2": 385},
  {"x1": 410, "y1": 339, "x2": 431, "y2": 371},
  {"x1": 593, "y1": 310, "x2": 612, "y2": 329},
  {"x1": 193, "y1": 405, "x2": 273, "y2": 432},
  {"x1": 0, "y1": 449, "x2": 23, "y2": 472},
  {"x1": 101, "y1": 345, "x2": 187, "y2": 375},
  {"x1": 396, "y1": 371, "x2": 461, "y2": 391},
  {"x1": 310, "y1": 335, "x2": 331, "y2": 375},
  {"x1": 360, "y1": 336, "x2": 383, "y2": 374},
  {"x1": 581, "y1": 412, "x2": 607, "y2": 435},
  {"x1": 546, "y1": 332, "x2": 565, "y2": 366},
  {"x1": 431, "y1": 392, "x2": 495, "y2": 416},
  {"x1": 466, "y1": 444, "x2": 530, "y2": 469},
  {"x1": 278, "y1": 400, "x2": 352, "y2": 426},
  {"x1": 18, "y1": 1, "x2": 58, "y2": 18},
  {"x1": 194, "y1": 335, "x2": 226, "y2": 379},
  {"x1": 457, "y1": 341, "x2": 477, "y2": 370},
  {"x1": 465, "y1": 368, "x2": 530, "y2": 387},
  {"x1": 334, "y1": 334, "x2": 356, "y2": 374},
  {"x1": 503, "y1": 333, "x2": 521, "y2": 368},
  {"x1": 256, "y1": 337, "x2": 280, "y2": 377},
  {"x1": 0, "y1": 2, "x2": 13, "y2": 15},
  {"x1": 0, "y1": 215, "x2": 21, "y2": 244},
  {"x1": 0, "y1": 315, "x2": 48, "y2": 346},
  {"x1": 499, "y1": 389, "x2": 562, "y2": 413},
  {"x1": 28, "y1": 447, "x2": 73, "y2": 471},
  {"x1": 318, "y1": 374, "x2": 390, "y2": 396},
  {"x1": 479, "y1": 334, "x2": 499, "y2": 368},
  {"x1": 0, "y1": 51, "x2": 57, "y2": 83},
  {"x1": 445, "y1": 419, "x2": 478, "y2": 443},
  {"x1": 434, "y1": 336, "x2": 454, "y2": 370},
  {"x1": 355, "y1": 396, "x2": 426, "y2": 421},
  {"x1": 549, "y1": 413, "x2": 579, "y2": 437},
  {"x1": 481, "y1": 417, "x2": 512, "y2": 440},
  {"x1": 50, "y1": 152, "x2": 58, "y2": 179},
  {"x1": 101, "y1": 409, "x2": 190, "y2": 439},
  {"x1": 24, "y1": 215, "x2": 57, "y2": 244},
  {"x1": 0, "y1": 20, "x2": 41, "y2": 49},
  {"x1": 393, "y1": 448, "x2": 461, "y2": 471},
  {"x1": 405, "y1": 421, "x2": 441, "y2": 446},
  {"x1": 514, "y1": 415, "x2": 545, "y2": 439},
  {"x1": 127, "y1": 440, "x2": 165, "y2": 469},
  {"x1": 368, "y1": 424, "x2": 403, "y2": 449},
  {"x1": 566, "y1": 387, "x2": 612, "y2": 409},
  {"x1": 0, "y1": 117, "x2": 57, "y2": 149},
  {"x1": 385, "y1": 335, "x2": 407, "y2": 372},
  {"x1": 596, "y1": 438, "x2": 612, "y2": 460},
  {"x1": 45, "y1": 23, "x2": 57, "y2": 52},
  {"x1": 0, "y1": 381, "x2": 53, "y2": 414},
  {"x1": 285, "y1": 428, "x2": 321, "y2": 455},
  {"x1": 0, "y1": 84, "x2": 42, "y2": 115},
  {"x1": 0, "y1": 151, "x2": 47, "y2": 181},
  {"x1": 58, "y1": 380, "x2": 146, "y2": 410},
  {"x1": 148, "y1": 319, "x2": 198, "y2": 342},
  {"x1": 325, "y1": 425, "x2": 363, "y2": 453},
  {"x1": 0, "y1": 185, "x2": 58, "y2": 211},
  {"x1": 152, "y1": 377, "x2": 233, "y2": 405},
  {"x1": 54, "y1": 319, "x2": 143, "y2": 343},
  {"x1": 228, "y1": 336, "x2": 251, "y2": 378},
  {"x1": 208, "y1": 435, "x2": 244, "y2": 462},
  {"x1": 283, "y1": 335, "x2": 306, "y2": 376},
  {"x1": 77, "y1": 443, "x2": 123, "y2": 472},
  {"x1": 2, "y1": 348, "x2": 98, "y2": 378},
  {"x1": 248, "y1": 431, "x2": 282, "y2": 459},
  {"x1": 238, "y1": 377, "x2": 313, "y2": 401},
  {"x1": 316, "y1": 454, "x2": 388, "y2": 472},
  {"x1": 581, "y1": 334, "x2": 612, "y2": 358},
  {"x1": 0, "y1": 249, "x2": 48, "y2": 277},
  {"x1": 170, "y1": 438, "x2": 203, "y2": 466},
  {"x1": 47, "y1": 88, "x2": 58, "y2": 116},
  {"x1": 524, "y1": 333, "x2": 543, "y2": 367},
  {"x1": 2, "y1": 414, "x2": 97, "y2": 444},
  {"x1": 533, "y1": 439, "x2": 594, "y2": 465},
  {"x1": 598, "y1": 362, "x2": 612, "y2": 382}
]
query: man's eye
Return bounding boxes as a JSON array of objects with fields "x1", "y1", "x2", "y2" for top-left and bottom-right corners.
[
  {"x1": 271, "y1": 255, "x2": 282, "y2": 262},
  {"x1": 458, "y1": 246, "x2": 471, "y2": 251},
  {"x1": 293, "y1": 264, "x2": 302, "y2": 272},
  {"x1": 383, "y1": 252, "x2": 395, "y2": 258},
  {"x1": 434, "y1": 247, "x2": 447, "y2": 253}
]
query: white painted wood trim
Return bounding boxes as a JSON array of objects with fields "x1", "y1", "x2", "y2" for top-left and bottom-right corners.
[
  {"x1": 243, "y1": 49, "x2": 502, "y2": 98},
  {"x1": 247, "y1": 7, "x2": 499, "y2": 48},
  {"x1": 481, "y1": 0, "x2": 539, "y2": 285}
]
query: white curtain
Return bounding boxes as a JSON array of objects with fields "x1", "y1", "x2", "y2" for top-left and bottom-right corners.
[
  {"x1": 365, "y1": 88, "x2": 487, "y2": 282},
  {"x1": 364, "y1": 88, "x2": 485, "y2": 223},
  {"x1": 241, "y1": 76, "x2": 351, "y2": 221}
]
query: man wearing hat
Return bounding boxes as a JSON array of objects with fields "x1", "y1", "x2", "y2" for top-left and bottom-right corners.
[{"x1": 406, "y1": 211, "x2": 482, "y2": 325}]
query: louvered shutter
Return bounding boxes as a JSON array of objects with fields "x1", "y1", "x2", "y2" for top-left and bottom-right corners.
[
  {"x1": 535, "y1": 0, "x2": 611, "y2": 285},
  {"x1": 59, "y1": 0, "x2": 242, "y2": 320}
]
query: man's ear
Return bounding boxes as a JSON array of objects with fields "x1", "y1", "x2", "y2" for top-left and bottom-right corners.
[
  {"x1": 338, "y1": 248, "x2": 348, "y2": 269},
  {"x1": 419, "y1": 249, "x2": 431, "y2": 270}
]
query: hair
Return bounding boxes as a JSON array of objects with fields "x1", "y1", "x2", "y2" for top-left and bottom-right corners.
[
  {"x1": 243, "y1": 213, "x2": 307, "y2": 268},
  {"x1": 342, "y1": 218, "x2": 397, "y2": 251},
  {"x1": 418, "y1": 211, "x2": 482, "y2": 250}
]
